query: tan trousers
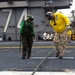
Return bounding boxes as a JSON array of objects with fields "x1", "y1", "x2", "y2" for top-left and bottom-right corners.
[
  {"x1": 53, "y1": 31, "x2": 67, "y2": 56},
  {"x1": 67, "y1": 35, "x2": 71, "y2": 43}
]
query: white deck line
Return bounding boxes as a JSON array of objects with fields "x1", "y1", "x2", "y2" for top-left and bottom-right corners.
[
  {"x1": 31, "y1": 57, "x2": 74, "y2": 59},
  {"x1": 0, "y1": 71, "x2": 75, "y2": 75}
]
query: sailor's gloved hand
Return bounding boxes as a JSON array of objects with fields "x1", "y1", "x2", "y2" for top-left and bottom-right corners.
[
  {"x1": 32, "y1": 33, "x2": 35, "y2": 38},
  {"x1": 33, "y1": 34, "x2": 35, "y2": 36},
  {"x1": 20, "y1": 34, "x2": 23, "y2": 38},
  {"x1": 31, "y1": 32, "x2": 35, "y2": 36}
]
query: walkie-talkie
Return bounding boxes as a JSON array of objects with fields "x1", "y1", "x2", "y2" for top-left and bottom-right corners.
[{"x1": 54, "y1": 19, "x2": 57, "y2": 26}]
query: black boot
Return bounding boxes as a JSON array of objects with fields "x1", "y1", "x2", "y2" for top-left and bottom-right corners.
[
  {"x1": 27, "y1": 54, "x2": 31, "y2": 59},
  {"x1": 22, "y1": 56, "x2": 26, "y2": 59},
  {"x1": 56, "y1": 52, "x2": 60, "y2": 57},
  {"x1": 22, "y1": 52, "x2": 26, "y2": 59},
  {"x1": 59, "y1": 55, "x2": 63, "y2": 59}
]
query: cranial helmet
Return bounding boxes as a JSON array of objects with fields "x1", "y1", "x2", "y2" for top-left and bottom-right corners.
[
  {"x1": 27, "y1": 14, "x2": 34, "y2": 21},
  {"x1": 46, "y1": 11, "x2": 53, "y2": 20}
]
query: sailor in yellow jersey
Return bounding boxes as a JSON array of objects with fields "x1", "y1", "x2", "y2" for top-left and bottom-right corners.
[
  {"x1": 67, "y1": 29, "x2": 72, "y2": 43},
  {"x1": 46, "y1": 11, "x2": 71, "y2": 59}
]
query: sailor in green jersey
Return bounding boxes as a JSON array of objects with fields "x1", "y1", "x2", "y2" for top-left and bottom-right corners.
[{"x1": 20, "y1": 14, "x2": 35, "y2": 59}]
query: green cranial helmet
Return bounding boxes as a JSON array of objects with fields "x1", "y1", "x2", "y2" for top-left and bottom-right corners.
[{"x1": 27, "y1": 14, "x2": 34, "y2": 21}]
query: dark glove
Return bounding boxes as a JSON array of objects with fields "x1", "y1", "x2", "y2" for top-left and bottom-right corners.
[
  {"x1": 32, "y1": 34, "x2": 35, "y2": 39},
  {"x1": 33, "y1": 34, "x2": 35, "y2": 36},
  {"x1": 20, "y1": 34, "x2": 23, "y2": 38}
]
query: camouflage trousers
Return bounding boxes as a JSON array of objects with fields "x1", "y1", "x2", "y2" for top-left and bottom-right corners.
[
  {"x1": 53, "y1": 31, "x2": 67, "y2": 56},
  {"x1": 21, "y1": 35, "x2": 33, "y2": 57}
]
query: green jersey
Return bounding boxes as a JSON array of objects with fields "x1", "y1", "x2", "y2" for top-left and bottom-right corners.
[{"x1": 20, "y1": 20, "x2": 35, "y2": 37}]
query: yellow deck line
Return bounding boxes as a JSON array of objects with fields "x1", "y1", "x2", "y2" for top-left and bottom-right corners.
[{"x1": 0, "y1": 46, "x2": 75, "y2": 49}]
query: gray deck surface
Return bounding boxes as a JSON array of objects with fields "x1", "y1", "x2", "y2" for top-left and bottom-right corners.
[{"x1": 0, "y1": 41, "x2": 75, "y2": 72}]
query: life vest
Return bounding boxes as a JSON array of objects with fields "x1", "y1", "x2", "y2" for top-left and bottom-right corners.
[{"x1": 23, "y1": 21, "x2": 33, "y2": 36}]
